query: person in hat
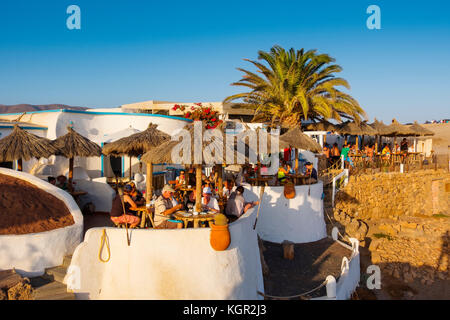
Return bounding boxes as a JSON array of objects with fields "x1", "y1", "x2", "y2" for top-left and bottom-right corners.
[
  {"x1": 154, "y1": 184, "x2": 184, "y2": 229},
  {"x1": 109, "y1": 184, "x2": 141, "y2": 228},
  {"x1": 303, "y1": 162, "x2": 318, "y2": 183},
  {"x1": 201, "y1": 186, "x2": 220, "y2": 213}
]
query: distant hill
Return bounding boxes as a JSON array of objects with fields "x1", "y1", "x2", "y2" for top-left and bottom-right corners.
[{"x1": 0, "y1": 104, "x2": 88, "y2": 114}]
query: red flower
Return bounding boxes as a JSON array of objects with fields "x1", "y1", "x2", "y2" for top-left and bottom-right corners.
[
  {"x1": 191, "y1": 106, "x2": 195, "y2": 110},
  {"x1": 211, "y1": 118, "x2": 216, "y2": 122}
]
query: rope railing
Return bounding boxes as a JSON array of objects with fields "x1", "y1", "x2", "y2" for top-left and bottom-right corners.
[{"x1": 257, "y1": 279, "x2": 328, "y2": 300}]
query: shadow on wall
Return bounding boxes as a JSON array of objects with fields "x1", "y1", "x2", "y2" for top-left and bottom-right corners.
[{"x1": 0, "y1": 241, "x2": 53, "y2": 277}]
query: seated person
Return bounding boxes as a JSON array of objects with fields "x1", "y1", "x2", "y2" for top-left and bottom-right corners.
[
  {"x1": 201, "y1": 186, "x2": 220, "y2": 212},
  {"x1": 222, "y1": 179, "x2": 235, "y2": 199},
  {"x1": 184, "y1": 190, "x2": 196, "y2": 210},
  {"x1": 128, "y1": 182, "x2": 145, "y2": 206},
  {"x1": 381, "y1": 143, "x2": 391, "y2": 160},
  {"x1": 154, "y1": 184, "x2": 184, "y2": 229},
  {"x1": 176, "y1": 170, "x2": 186, "y2": 185},
  {"x1": 225, "y1": 186, "x2": 259, "y2": 220},
  {"x1": 277, "y1": 161, "x2": 291, "y2": 184},
  {"x1": 48, "y1": 176, "x2": 56, "y2": 185},
  {"x1": 56, "y1": 175, "x2": 70, "y2": 191},
  {"x1": 303, "y1": 162, "x2": 318, "y2": 183},
  {"x1": 109, "y1": 185, "x2": 141, "y2": 228}
]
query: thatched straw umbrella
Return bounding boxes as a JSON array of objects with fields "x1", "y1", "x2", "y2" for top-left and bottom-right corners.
[
  {"x1": 336, "y1": 121, "x2": 377, "y2": 149},
  {"x1": 51, "y1": 126, "x2": 102, "y2": 188},
  {"x1": 369, "y1": 118, "x2": 395, "y2": 152},
  {"x1": 304, "y1": 119, "x2": 337, "y2": 132},
  {"x1": 0, "y1": 124, "x2": 57, "y2": 171},
  {"x1": 385, "y1": 119, "x2": 416, "y2": 137},
  {"x1": 408, "y1": 121, "x2": 434, "y2": 137},
  {"x1": 101, "y1": 123, "x2": 170, "y2": 202},
  {"x1": 142, "y1": 121, "x2": 253, "y2": 212},
  {"x1": 279, "y1": 126, "x2": 322, "y2": 173},
  {"x1": 384, "y1": 119, "x2": 417, "y2": 152}
]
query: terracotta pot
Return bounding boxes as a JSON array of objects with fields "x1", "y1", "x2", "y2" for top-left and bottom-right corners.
[{"x1": 210, "y1": 223, "x2": 230, "y2": 251}]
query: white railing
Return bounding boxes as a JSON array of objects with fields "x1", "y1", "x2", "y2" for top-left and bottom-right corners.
[
  {"x1": 311, "y1": 227, "x2": 360, "y2": 300},
  {"x1": 331, "y1": 168, "x2": 349, "y2": 207}
]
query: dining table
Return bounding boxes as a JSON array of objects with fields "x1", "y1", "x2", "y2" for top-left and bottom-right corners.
[{"x1": 173, "y1": 211, "x2": 218, "y2": 228}]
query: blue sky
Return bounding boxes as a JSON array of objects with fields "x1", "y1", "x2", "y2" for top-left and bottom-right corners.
[{"x1": 0, "y1": 0, "x2": 449, "y2": 123}]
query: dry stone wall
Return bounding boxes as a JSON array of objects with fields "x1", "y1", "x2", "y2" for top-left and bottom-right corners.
[{"x1": 335, "y1": 170, "x2": 450, "y2": 220}]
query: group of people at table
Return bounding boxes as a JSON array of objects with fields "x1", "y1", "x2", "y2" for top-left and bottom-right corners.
[
  {"x1": 108, "y1": 168, "x2": 260, "y2": 229},
  {"x1": 322, "y1": 138, "x2": 413, "y2": 168}
]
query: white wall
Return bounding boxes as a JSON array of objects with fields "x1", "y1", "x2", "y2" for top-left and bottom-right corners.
[
  {"x1": 73, "y1": 179, "x2": 116, "y2": 213},
  {"x1": 66, "y1": 208, "x2": 264, "y2": 300},
  {"x1": 0, "y1": 168, "x2": 83, "y2": 277},
  {"x1": 243, "y1": 182, "x2": 327, "y2": 243}
]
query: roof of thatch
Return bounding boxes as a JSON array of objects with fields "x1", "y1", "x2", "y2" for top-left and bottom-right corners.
[
  {"x1": 279, "y1": 127, "x2": 322, "y2": 153},
  {"x1": 52, "y1": 126, "x2": 102, "y2": 158},
  {"x1": 385, "y1": 119, "x2": 416, "y2": 137},
  {"x1": 304, "y1": 120, "x2": 337, "y2": 132},
  {"x1": 0, "y1": 125, "x2": 57, "y2": 162},
  {"x1": 337, "y1": 121, "x2": 377, "y2": 136},
  {"x1": 141, "y1": 121, "x2": 254, "y2": 165},
  {"x1": 408, "y1": 121, "x2": 435, "y2": 136},
  {"x1": 369, "y1": 118, "x2": 394, "y2": 136},
  {"x1": 102, "y1": 123, "x2": 170, "y2": 157}
]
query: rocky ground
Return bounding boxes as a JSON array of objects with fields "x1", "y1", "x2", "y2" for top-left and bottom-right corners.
[{"x1": 326, "y1": 182, "x2": 450, "y2": 300}]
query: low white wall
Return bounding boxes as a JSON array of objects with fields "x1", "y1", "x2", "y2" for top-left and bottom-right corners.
[
  {"x1": 66, "y1": 208, "x2": 264, "y2": 300},
  {"x1": 335, "y1": 238, "x2": 360, "y2": 300},
  {"x1": 74, "y1": 179, "x2": 116, "y2": 213},
  {"x1": 312, "y1": 237, "x2": 360, "y2": 300},
  {"x1": 243, "y1": 182, "x2": 327, "y2": 243},
  {"x1": 0, "y1": 168, "x2": 83, "y2": 277}
]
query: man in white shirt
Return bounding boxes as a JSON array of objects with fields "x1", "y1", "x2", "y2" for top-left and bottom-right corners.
[{"x1": 201, "y1": 186, "x2": 220, "y2": 212}]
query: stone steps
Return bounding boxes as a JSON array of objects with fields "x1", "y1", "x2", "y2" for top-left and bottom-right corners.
[
  {"x1": 30, "y1": 255, "x2": 75, "y2": 300},
  {"x1": 33, "y1": 279, "x2": 75, "y2": 300}
]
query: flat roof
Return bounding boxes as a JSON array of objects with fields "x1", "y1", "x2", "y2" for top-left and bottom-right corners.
[
  {"x1": 0, "y1": 120, "x2": 48, "y2": 130},
  {"x1": 0, "y1": 109, "x2": 193, "y2": 122}
]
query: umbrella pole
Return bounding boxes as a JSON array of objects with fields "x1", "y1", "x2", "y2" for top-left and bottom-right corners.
[
  {"x1": 217, "y1": 164, "x2": 223, "y2": 198},
  {"x1": 195, "y1": 165, "x2": 202, "y2": 212},
  {"x1": 68, "y1": 157, "x2": 74, "y2": 189},
  {"x1": 295, "y1": 149, "x2": 299, "y2": 173},
  {"x1": 17, "y1": 158, "x2": 23, "y2": 171},
  {"x1": 129, "y1": 156, "x2": 132, "y2": 180},
  {"x1": 146, "y1": 162, "x2": 153, "y2": 203}
]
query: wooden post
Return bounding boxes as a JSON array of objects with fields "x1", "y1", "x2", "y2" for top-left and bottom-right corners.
[
  {"x1": 195, "y1": 165, "x2": 202, "y2": 212},
  {"x1": 282, "y1": 240, "x2": 295, "y2": 260},
  {"x1": 129, "y1": 156, "x2": 132, "y2": 180},
  {"x1": 68, "y1": 157, "x2": 74, "y2": 186},
  {"x1": 17, "y1": 158, "x2": 23, "y2": 171},
  {"x1": 146, "y1": 162, "x2": 153, "y2": 203},
  {"x1": 217, "y1": 164, "x2": 223, "y2": 198}
]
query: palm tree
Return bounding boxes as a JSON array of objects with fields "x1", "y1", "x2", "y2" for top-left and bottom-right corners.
[{"x1": 224, "y1": 45, "x2": 366, "y2": 126}]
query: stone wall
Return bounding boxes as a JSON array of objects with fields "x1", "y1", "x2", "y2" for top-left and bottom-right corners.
[{"x1": 335, "y1": 169, "x2": 450, "y2": 220}]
